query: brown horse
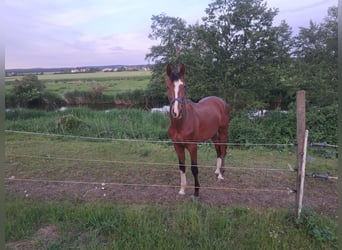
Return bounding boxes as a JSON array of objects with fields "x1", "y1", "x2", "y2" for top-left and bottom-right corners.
[{"x1": 166, "y1": 64, "x2": 230, "y2": 197}]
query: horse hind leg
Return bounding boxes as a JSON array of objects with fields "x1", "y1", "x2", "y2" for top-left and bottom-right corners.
[
  {"x1": 215, "y1": 157, "x2": 224, "y2": 180},
  {"x1": 212, "y1": 134, "x2": 224, "y2": 180},
  {"x1": 218, "y1": 126, "x2": 228, "y2": 179},
  {"x1": 191, "y1": 164, "x2": 200, "y2": 197}
]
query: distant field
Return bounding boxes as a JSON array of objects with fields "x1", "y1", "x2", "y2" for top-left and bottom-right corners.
[
  {"x1": 5, "y1": 70, "x2": 152, "y2": 96},
  {"x1": 5, "y1": 70, "x2": 151, "y2": 82}
]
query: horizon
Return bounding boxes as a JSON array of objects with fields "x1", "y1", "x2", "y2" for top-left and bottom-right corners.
[{"x1": 5, "y1": 63, "x2": 153, "y2": 71}]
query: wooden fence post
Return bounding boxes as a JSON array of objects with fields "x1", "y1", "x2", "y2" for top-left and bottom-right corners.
[{"x1": 296, "y1": 90, "x2": 306, "y2": 219}]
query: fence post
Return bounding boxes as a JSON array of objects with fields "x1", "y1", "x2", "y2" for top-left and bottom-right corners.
[
  {"x1": 296, "y1": 90, "x2": 306, "y2": 219},
  {"x1": 297, "y1": 130, "x2": 308, "y2": 219}
]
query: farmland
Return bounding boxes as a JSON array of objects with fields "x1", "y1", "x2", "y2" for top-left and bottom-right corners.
[{"x1": 5, "y1": 70, "x2": 151, "y2": 97}]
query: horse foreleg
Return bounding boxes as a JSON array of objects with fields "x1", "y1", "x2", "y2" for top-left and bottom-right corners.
[
  {"x1": 179, "y1": 165, "x2": 186, "y2": 195},
  {"x1": 188, "y1": 144, "x2": 200, "y2": 197},
  {"x1": 174, "y1": 144, "x2": 187, "y2": 195}
]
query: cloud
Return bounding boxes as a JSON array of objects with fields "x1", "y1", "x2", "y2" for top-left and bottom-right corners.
[
  {"x1": 280, "y1": 0, "x2": 336, "y2": 13},
  {"x1": 42, "y1": 4, "x2": 139, "y2": 28},
  {"x1": 5, "y1": 0, "x2": 336, "y2": 68},
  {"x1": 4, "y1": 0, "x2": 157, "y2": 68}
]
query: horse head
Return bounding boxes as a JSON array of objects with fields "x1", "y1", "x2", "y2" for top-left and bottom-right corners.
[{"x1": 166, "y1": 64, "x2": 186, "y2": 119}]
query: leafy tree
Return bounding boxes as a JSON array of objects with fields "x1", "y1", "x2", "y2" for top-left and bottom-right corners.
[
  {"x1": 12, "y1": 74, "x2": 46, "y2": 107},
  {"x1": 145, "y1": 14, "x2": 190, "y2": 106},
  {"x1": 293, "y1": 6, "x2": 338, "y2": 106},
  {"x1": 199, "y1": 0, "x2": 282, "y2": 109},
  {"x1": 146, "y1": 0, "x2": 294, "y2": 109},
  {"x1": 145, "y1": 1, "x2": 337, "y2": 112}
]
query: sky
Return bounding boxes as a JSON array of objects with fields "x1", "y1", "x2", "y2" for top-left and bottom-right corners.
[{"x1": 4, "y1": 0, "x2": 337, "y2": 69}]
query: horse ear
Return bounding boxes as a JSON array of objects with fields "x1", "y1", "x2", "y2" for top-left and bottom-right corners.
[
  {"x1": 166, "y1": 64, "x2": 172, "y2": 77},
  {"x1": 179, "y1": 64, "x2": 185, "y2": 77}
]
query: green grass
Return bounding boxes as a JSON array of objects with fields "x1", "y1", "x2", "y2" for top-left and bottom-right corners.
[
  {"x1": 5, "y1": 196, "x2": 338, "y2": 249},
  {"x1": 5, "y1": 108, "x2": 170, "y2": 140},
  {"x1": 5, "y1": 71, "x2": 151, "y2": 82},
  {"x1": 4, "y1": 108, "x2": 338, "y2": 249},
  {"x1": 5, "y1": 107, "x2": 337, "y2": 175},
  {"x1": 5, "y1": 71, "x2": 151, "y2": 96},
  {"x1": 45, "y1": 77, "x2": 149, "y2": 96}
]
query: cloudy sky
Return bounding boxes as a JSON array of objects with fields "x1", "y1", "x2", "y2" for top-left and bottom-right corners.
[{"x1": 4, "y1": 0, "x2": 337, "y2": 69}]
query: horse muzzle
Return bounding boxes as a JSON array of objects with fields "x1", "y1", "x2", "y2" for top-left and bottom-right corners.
[{"x1": 171, "y1": 105, "x2": 183, "y2": 119}]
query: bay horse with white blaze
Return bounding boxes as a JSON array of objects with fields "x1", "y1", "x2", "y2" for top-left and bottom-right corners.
[{"x1": 166, "y1": 64, "x2": 230, "y2": 197}]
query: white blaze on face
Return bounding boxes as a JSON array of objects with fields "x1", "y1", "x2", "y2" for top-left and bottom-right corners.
[{"x1": 173, "y1": 79, "x2": 184, "y2": 118}]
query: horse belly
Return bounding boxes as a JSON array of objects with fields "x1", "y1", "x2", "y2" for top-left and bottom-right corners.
[
  {"x1": 168, "y1": 126, "x2": 196, "y2": 143},
  {"x1": 197, "y1": 115, "x2": 220, "y2": 140}
]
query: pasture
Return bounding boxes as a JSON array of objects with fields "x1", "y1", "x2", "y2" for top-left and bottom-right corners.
[
  {"x1": 5, "y1": 70, "x2": 151, "y2": 96},
  {"x1": 4, "y1": 109, "x2": 338, "y2": 249},
  {"x1": 4, "y1": 71, "x2": 338, "y2": 249}
]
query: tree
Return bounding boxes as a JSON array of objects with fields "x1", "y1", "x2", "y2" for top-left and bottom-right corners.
[
  {"x1": 145, "y1": 14, "x2": 190, "y2": 106},
  {"x1": 200, "y1": 0, "x2": 280, "y2": 109},
  {"x1": 12, "y1": 74, "x2": 46, "y2": 107},
  {"x1": 145, "y1": 1, "x2": 337, "y2": 111},
  {"x1": 293, "y1": 6, "x2": 338, "y2": 106}
]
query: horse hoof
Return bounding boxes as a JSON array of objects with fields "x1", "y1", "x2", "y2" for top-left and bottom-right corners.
[
  {"x1": 217, "y1": 175, "x2": 224, "y2": 180},
  {"x1": 178, "y1": 190, "x2": 186, "y2": 195}
]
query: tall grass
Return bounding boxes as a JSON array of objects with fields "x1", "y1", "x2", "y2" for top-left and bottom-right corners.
[
  {"x1": 6, "y1": 106, "x2": 338, "y2": 146},
  {"x1": 6, "y1": 196, "x2": 338, "y2": 249},
  {"x1": 5, "y1": 108, "x2": 170, "y2": 140}
]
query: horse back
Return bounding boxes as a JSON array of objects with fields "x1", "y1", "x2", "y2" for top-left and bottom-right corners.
[{"x1": 196, "y1": 96, "x2": 230, "y2": 128}]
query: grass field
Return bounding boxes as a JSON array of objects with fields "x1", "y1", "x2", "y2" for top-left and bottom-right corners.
[
  {"x1": 5, "y1": 70, "x2": 151, "y2": 82},
  {"x1": 4, "y1": 132, "x2": 338, "y2": 249},
  {"x1": 5, "y1": 70, "x2": 151, "y2": 96},
  {"x1": 4, "y1": 91, "x2": 338, "y2": 249},
  {"x1": 5, "y1": 196, "x2": 337, "y2": 249}
]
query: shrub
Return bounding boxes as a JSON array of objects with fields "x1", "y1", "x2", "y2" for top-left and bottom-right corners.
[
  {"x1": 12, "y1": 74, "x2": 46, "y2": 107},
  {"x1": 229, "y1": 104, "x2": 337, "y2": 145},
  {"x1": 229, "y1": 106, "x2": 296, "y2": 145},
  {"x1": 306, "y1": 105, "x2": 337, "y2": 144},
  {"x1": 55, "y1": 114, "x2": 90, "y2": 133}
]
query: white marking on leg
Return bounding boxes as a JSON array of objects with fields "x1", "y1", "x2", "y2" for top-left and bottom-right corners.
[
  {"x1": 215, "y1": 157, "x2": 224, "y2": 180},
  {"x1": 179, "y1": 170, "x2": 186, "y2": 195}
]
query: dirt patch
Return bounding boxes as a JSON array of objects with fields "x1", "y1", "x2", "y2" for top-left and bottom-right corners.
[
  {"x1": 6, "y1": 225, "x2": 58, "y2": 250},
  {"x1": 5, "y1": 168, "x2": 338, "y2": 215}
]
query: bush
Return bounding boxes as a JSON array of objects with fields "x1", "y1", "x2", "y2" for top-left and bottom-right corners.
[
  {"x1": 11, "y1": 74, "x2": 46, "y2": 107},
  {"x1": 41, "y1": 92, "x2": 67, "y2": 110},
  {"x1": 306, "y1": 105, "x2": 337, "y2": 144},
  {"x1": 55, "y1": 114, "x2": 90, "y2": 133},
  {"x1": 229, "y1": 104, "x2": 337, "y2": 145},
  {"x1": 229, "y1": 108, "x2": 296, "y2": 144}
]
